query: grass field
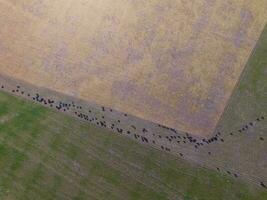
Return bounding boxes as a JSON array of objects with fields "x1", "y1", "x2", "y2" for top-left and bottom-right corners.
[{"x1": 0, "y1": 89, "x2": 266, "y2": 199}]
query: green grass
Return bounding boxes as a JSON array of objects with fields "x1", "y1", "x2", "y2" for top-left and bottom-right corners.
[
  {"x1": 238, "y1": 25, "x2": 267, "y2": 98},
  {"x1": 217, "y1": 24, "x2": 267, "y2": 134},
  {"x1": 0, "y1": 87, "x2": 266, "y2": 199}
]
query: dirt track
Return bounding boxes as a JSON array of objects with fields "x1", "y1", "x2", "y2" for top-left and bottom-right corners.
[{"x1": 1, "y1": 70, "x2": 266, "y2": 188}]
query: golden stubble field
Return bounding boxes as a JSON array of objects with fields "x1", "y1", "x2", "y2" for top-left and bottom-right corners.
[{"x1": 0, "y1": 0, "x2": 266, "y2": 137}]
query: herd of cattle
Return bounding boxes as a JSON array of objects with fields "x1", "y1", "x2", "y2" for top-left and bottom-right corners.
[{"x1": 0, "y1": 81, "x2": 266, "y2": 189}]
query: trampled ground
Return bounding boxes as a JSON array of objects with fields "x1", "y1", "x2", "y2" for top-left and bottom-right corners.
[{"x1": 0, "y1": 0, "x2": 266, "y2": 136}]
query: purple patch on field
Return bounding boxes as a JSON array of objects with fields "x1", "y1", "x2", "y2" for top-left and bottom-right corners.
[
  {"x1": 126, "y1": 48, "x2": 144, "y2": 64},
  {"x1": 233, "y1": 8, "x2": 253, "y2": 48}
]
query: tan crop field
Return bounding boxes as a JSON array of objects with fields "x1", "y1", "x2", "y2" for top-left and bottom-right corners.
[{"x1": 0, "y1": 0, "x2": 266, "y2": 136}]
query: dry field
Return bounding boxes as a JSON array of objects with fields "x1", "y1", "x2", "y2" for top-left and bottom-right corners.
[{"x1": 0, "y1": 0, "x2": 267, "y2": 137}]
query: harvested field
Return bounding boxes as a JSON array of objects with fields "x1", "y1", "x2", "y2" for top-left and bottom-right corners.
[{"x1": 0, "y1": 0, "x2": 267, "y2": 136}]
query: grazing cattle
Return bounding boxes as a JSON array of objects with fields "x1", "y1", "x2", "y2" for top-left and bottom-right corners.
[
  {"x1": 3, "y1": 81, "x2": 266, "y2": 190},
  {"x1": 141, "y1": 136, "x2": 148, "y2": 143},
  {"x1": 165, "y1": 147, "x2": 170, "y2": 152},
  {"x1": 260, "y1": 182, "x2": 267, "y2": 189},
  {"x1": 56, "y1": 105, "x2": 62, "y2": 110},
  {"x1": 142, "y1": 128, "x2": 148, "y2": 133}
]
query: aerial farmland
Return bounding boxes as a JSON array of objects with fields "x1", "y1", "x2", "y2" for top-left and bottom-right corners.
[{"x1": 0, "y1": 0, "x2": 266, "y2": 199}]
